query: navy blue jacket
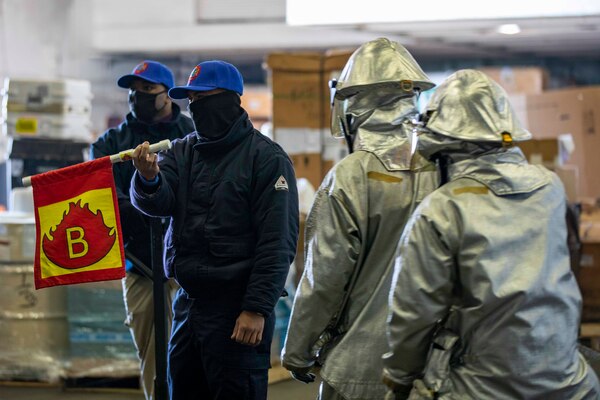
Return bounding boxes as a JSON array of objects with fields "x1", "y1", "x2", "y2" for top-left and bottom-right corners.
[
  {"x1": 90, "y1": 105, "x2": 194, "y2": 271},
  {"x1": 131, "y1": 112, "x2": 299, "y2": 317}
]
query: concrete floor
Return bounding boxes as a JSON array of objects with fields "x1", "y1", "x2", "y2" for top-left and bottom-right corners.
[{"x1": 0, "y1": 377, "x2": 321, "y2": 400}]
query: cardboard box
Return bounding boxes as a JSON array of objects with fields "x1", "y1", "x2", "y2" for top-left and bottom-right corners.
[
  {"x1": 507, "y1": 93, "x2": 528, "y2": 130},
  {"x1": 520, "y1": 89, "x2": 584, "y2": 139},
  {"x1": 581, "y1": 198, "x2": 600, "y2": 214},
  {"x1": 582, "y1": 209, "x2": 600, "y2": 223},
  {"x1": 266, "y1": 51, "x2": 352, "y2": 129},
  {"x1": 479, "y1": 67, "x2": 548, "y2": 95},
  {"x1": 270, "y1": 70, "x2": 324, "y2": 128},
  {"x1": 517, "y1": 87, "x2": 600, "y2": 198},
  {"x1": 581, "y1": 210, "x2": 600, "y2": 242},
  {"x1": 581, "y1": 222, "x2": 600, "y2": 243},
  {"x1": 555, "y1": 165, "x2": 580, "y2": 203},
  {"x1": 517, "y1": 139, "x2": 581, "y2": 201},
  {"x1": 267, "y1": 52, "x2": 328, "y2": 129},
  {"x1": 241, "y1": 87, "x2": 271, "y2": 120},
  {"x1": 579, "y1": 241, "x2": 600, "y2": 321},
  {"x1": 267, "y1": 50, "x2": 353, "y2": 189},
  {"x1": 267, "y1": 49, "x2": 356, "y2": 191},
  {"x1": 518, "y1": 139, "x2": 559, "y2": 167},
  {"x1": 290, "y1": 153, "x2": 323, "y2": 190}
]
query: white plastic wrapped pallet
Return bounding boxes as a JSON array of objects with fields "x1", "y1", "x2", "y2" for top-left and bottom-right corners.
[{"x1": 2, "y1": 78, "x2": 93, "y2": 142}]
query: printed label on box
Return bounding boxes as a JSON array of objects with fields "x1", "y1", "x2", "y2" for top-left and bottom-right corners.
[{"x1": 15, "y1": 117, "x2": 38, "y2": 135}]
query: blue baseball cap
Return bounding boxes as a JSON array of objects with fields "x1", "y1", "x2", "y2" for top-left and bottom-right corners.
[
  {"x1": 168, "y1": 60, "x2": 244, "y2": 99},
  {"x1": 117, "y1": 60, "x2": 175, "y2": 90}
]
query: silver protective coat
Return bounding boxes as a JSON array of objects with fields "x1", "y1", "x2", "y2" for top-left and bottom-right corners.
[
  {"x1": 383, "y1": 69, "x2": 600, "y2": 399},
  {"x1": 281, "y1": 38, "x2": 438, "y2": 400}
]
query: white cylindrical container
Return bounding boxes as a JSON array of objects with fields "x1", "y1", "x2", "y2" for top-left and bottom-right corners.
[
  {"x1": 0, "y1": 213, "x2": 69, "y2": 382},
  {"x1": 9, "y1": 186, "x2": 34, "y2": 214}
]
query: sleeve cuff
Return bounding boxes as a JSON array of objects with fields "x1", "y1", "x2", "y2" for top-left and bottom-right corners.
[
  {"x1": 134, "y1": 171, "x2": 161, "y2": 195},
  {"x1": 139, "y1": 173, "x2": 159, "y2": 186},
  {"x1": 241, "y1": 303, "x2": 273, "y2": 318}
]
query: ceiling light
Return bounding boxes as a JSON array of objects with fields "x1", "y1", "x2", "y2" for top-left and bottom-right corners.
[{"x1": 498, "y1": 24, "x2": 521, "y2": 35}]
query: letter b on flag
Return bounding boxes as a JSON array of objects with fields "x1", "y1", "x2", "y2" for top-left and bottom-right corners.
[{"x1": 66, "y1": 227, "x2": 88, "y2": 259}]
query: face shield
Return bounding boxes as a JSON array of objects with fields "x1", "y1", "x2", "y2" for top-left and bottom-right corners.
[
  {"x1": 330, "y1": 79, "x2": 419, "y2": 136},
  {"x1": 329, "y1": 79, "x2": 350, "y2": 140}
]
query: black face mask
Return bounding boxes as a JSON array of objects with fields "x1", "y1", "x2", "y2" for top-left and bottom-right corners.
[
  {"x1": 188, "y1": 91, "x2": 243, "y2": 139},
  {"x1": 129, "y1": 90, "x2": 167, "y2": 123}
]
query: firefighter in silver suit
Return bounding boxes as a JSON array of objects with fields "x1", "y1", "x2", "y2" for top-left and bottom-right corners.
[
  {"x1": 281, "y1": 37, "x2": 438, "y2": 400},
  {"x1": 383, "y1": 69, "x2": 600, "y2": 400}
]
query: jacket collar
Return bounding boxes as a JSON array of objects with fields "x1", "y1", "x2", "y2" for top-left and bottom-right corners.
[
  {"x1": 193, "y1": 112, "x2": 253, "y2": 154},
  {"x1": 449, "y1": 147, "x2": 551, "y2": 196}
]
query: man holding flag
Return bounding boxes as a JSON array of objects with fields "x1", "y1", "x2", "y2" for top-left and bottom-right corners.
[
  {"x1": 130, "y1": 60, "x2": 299, "y2": 400},
  {"x1": 90, "y1": 60, "x2": 194, "y2": 400}
]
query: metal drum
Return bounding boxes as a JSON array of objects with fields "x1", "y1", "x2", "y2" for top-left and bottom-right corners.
[{"x1": 0, "y1": 214, "x2": 69, "y2": 382}]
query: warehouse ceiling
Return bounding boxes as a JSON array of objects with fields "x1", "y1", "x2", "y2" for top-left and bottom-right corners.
[
  {"x1": 92, "y1": 0, "x2": 600, "y2": 61},
  {"x1": 359, "y1": 16, "x2": 600, "y2": 59}
]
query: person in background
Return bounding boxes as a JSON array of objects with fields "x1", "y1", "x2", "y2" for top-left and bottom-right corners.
[
  {"x1": 281, "y1": 38, "x2": 438, "y2": 400},
  {"x1": 383, "y1": 69, "x2": 600, "y2": 399},
  {"x1": 129, "y1": 60, "x2": 299, "y2": 400},
  {"x1": 90, "y1": 60, "x2": 194, "y2": 400}
]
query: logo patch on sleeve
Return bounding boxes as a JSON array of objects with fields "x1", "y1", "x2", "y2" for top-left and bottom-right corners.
[{"x1": 274, "y1": 175, "x2": 289, "y2": 191}]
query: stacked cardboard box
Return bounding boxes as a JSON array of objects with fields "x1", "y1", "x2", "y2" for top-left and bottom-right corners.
[
  {"x1": 479, "y1": 66, "x2": 548, "y2": 95},
  {"x1": 266, "y1": 50, "x2": 352, "y2": 189},
  {"x1": 578, "y1": 208, "x2": 600, "y2": 321},
  {"x1": 517, "y1": 138, "x2": 579, "y2": 202},
  {"x1": 518, "y1": 139, "x2": 560, "y2": 168},
  {"x1": 241, "y1": 86, "x2": 271, "y2": 124},
  {"x1": 266, "y1": 52, "x2": 353, "y2": 359},
  {"x1": 513, "y1": 86, "x2": 600, "y2": 200}
]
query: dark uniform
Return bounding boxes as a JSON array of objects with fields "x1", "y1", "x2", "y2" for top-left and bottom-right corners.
[{"x1": 131, "y1": 111, "x2": 299, "y2": 400}]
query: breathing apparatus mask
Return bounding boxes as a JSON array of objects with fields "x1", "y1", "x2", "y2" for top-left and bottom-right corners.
[{"x1": 329, "y1": 78, "x2": 422, "y2": 154}]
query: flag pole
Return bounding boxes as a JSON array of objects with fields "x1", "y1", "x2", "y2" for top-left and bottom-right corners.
[
  {"x1": 150, "y1": 218, "x2": 169, "y2": 400},
  {"x1": 21, "y1": 139, "x2": 172, "y2": 187}
]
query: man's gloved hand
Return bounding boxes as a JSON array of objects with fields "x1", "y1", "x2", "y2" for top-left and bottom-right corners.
[{"x1": 290, "y1": 370, "x2": 316, "y2": 384}]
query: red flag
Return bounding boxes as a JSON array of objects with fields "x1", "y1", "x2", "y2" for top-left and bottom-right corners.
[{"x1": 31, "y1": 156, "x2": 125, "y2": 289}]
